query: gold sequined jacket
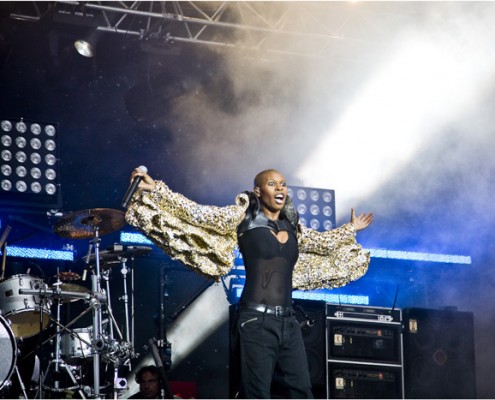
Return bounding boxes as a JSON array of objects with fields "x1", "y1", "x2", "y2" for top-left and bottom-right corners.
[{"x1": 125, "y1": 181, "x2": 370, "y2": 290}]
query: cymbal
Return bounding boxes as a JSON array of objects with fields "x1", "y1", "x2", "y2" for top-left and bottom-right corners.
[
  {"x1": 59, "y1": 283, "x2": 90, "y2": 294},
  {"x1": 53, "y1": 208, "x2": 126, "y2": 239},
  {"x1": 55, "y1": 271, "x2": 81, "y2": 281},
  {"x1": 53, "y1": 282, "x2": 91, "y2": 303}
]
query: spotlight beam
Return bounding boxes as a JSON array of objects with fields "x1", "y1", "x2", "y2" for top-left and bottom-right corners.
[{"x1": 125, "y1": 284, "x2": 230, "y2": 397}]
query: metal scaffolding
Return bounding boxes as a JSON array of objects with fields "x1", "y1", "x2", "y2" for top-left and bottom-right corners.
[{"x1": 5, "y1": 1, "x2": 411, "y2": 60}]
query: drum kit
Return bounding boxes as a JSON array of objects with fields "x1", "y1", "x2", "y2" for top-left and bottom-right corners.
[{"x1": 0, "y1": 208, "x2": 152, "y2": 399}]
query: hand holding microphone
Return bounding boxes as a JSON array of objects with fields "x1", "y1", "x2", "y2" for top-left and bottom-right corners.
[{"x1": 121, "y1": 165, "x2": 154, "y2": 209}]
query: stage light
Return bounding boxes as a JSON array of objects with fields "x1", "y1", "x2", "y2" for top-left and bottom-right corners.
[
  {"x1": 120, "y1": 232, "x2": 153, "y2": 245},
  {"x1": 292, "y1": 290, "x2": 370, "y2": 306},
  {"x1": 31, "y1": 167, "x2": 41, "y2": 179},
  {"x1": 288, "y1": 185, "x2": 336, "y2": 231},
  {"x1": 1, "y1": 150, "x2": 11, "y2": 161},
  {"x1": 31, "y1": 182, "x2": 42, "y2": 193},
  {"x1": 1, "y1": 165, "x2": 11, "y2": 176},
  {"x1": 30, "y1": 123, "x2": 41, "y2": 135},
  {"x1": 1, "y1": 135, "x2": 11, "y2": 146},
  {"x1": 1, "y1": 120, "x2": 12, "y2": 131},
  {"x1": 74, "y1": 39, "x2": 95, "y2": 58},
  {"x1": 30, "y1": 153, "x2": 41, "y2": 164},
  {"x1": 15, "y1": 120, "x2": 26, "y2": 133},
  {"x1": 0, "y1": 117, "x2": 61, "y2": 208},
  {"x1": 45, "y1": 154, "x2": 56, "y2": 165},
  {"x1": 368, "y1": 248, "x2": 472, "y2": 265},
  {"x1": 0, "y1": 245, "x2": 74, "y2": 261}
]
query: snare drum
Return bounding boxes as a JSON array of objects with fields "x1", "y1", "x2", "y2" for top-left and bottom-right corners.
[
  {"x1": 60, "y1": 327, "x2": 93, "y2": 362},
  {"x1": 0, "y1": 274, "x2": 51, "y2": 338},
  {"x1": 0, "y1": 314, "x2": 17, "y2": 391}
]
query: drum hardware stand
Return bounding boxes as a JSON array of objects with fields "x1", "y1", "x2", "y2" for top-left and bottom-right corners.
[
  {"x1": 50, "y1": 208, "x2": 134, "y2": 398},
  {"x1": 0, "y1": 225, "x2": 12, "y2": 281},
  {"x1": 39, "y1": 278, "x2": 87, "y2": 399},
  {"x1": 99, "y1": 255, "x2": 139, "y2": 399},
  {"x1": 100, "y1": 260, "x2": 129, "y2": 400},
  {"x1": 101, "y1": 268, "x2": 124, "y2": 343},
  {"x1": 86, "y1": 227, "x2": 105, "y2": 399},
  {"x1": 13, "y1": 366, "x2": 28, "y2": 399},
  {"x1": 19, "y1": 278, "x2": 104, "y2": 399},
  {"x1": 18, "y1": 289, "x2": 95, "y2": 364},
  {"x1": 119, "y1": 257, "x2": 132, "y2": 350},
  {"x1": 85, "y1": 227, "x2": 133, "y2": 399}
]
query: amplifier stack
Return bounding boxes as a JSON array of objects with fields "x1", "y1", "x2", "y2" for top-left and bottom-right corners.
[
  {"x1": 326, "y1": 304, "x2": 403, "y2": 399},
  {"x1": 292, "y1": 300, "x2": 476, "y2": 399},
  {"x1": 230, "y1": 301, "x2": 476, "y2": 399}
]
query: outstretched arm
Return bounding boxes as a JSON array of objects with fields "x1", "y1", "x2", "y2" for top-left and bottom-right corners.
[
  {"x1": 350, "y1": 208, "x2": 373, "y2": 231},
  {"x1": 124, "y1": 168, "x2": 250, "y2": 280}
]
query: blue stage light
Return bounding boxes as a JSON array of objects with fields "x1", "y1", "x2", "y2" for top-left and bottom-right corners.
[
  {"x1": 292, "y1": 290, "x2": 369, "y2": 305},
  {"x1": 368, "y1": 248, "x2": 471, "y2": 264},
  {"x1": 120, "y1": 231, "x2": 153, "y2": 245},
  {"x1": 120, "y1": 232, "x2": 471, "y2": 265},
  {"x1": 0, "y1": 245, "x2": 74, "y2": 261},
  {"x1": 229, "y1": 287, "x2": 369, "y2": 306}
]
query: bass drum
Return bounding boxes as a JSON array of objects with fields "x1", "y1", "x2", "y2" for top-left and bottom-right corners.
[{"x1": 0, "y1": 314, "x2": 17, "y2": 391}]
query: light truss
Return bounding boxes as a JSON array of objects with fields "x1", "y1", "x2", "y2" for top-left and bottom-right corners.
[{"x1": 7, "y1": 1, "x2": 410, "y2": 60}]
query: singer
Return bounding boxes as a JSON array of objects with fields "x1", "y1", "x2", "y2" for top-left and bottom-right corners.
[{"x1": 125, "y1": 168, "x2": 373, "y2": 399}]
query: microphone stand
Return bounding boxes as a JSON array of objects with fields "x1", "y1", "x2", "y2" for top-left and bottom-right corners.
[
  {"x1": 158, "y1": 267, "x2": 172, "y2": 370},
  {"x1": 148, "y1": 338, "x2": 173, "y2": 399}
]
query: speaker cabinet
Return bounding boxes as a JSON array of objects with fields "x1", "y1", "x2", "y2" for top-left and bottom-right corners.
[
  {"x1": 293, "y1": 299, "x2": 327, "y2": 399},
  {"x1": 403, "y1": 308, "x2": 476, "y2": 399}
]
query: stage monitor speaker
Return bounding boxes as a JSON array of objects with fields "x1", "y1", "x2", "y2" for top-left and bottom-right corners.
[{"x1": 403, "y1": 307, "x2": 476, "y2": 399}]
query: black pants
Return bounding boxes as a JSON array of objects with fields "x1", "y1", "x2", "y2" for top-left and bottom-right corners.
[{"x1": 234, "y1": 308, "x2": 313, "y2": 399}]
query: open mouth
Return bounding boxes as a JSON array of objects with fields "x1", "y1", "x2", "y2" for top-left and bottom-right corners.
[{"x1": 275, "y1": 194, "x2": 285, "y2": 204}]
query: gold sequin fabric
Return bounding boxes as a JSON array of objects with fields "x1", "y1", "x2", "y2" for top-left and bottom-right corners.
[
  {"x1": 294, "y1": 224, "x2": 370, "y2": 290},
  {"x1": 125, "y1": 181, "x2": 370, "y2": 289},
  {"x1": 125, "y1": 181, "x2": 249, "y2": 281}
]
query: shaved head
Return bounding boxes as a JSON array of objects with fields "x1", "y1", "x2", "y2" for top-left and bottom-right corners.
[{"x1": 253, "y1": 169, "x2": 282, "y2": 188}]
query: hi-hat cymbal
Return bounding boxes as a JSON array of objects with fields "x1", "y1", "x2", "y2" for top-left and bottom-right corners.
[
  {"x1": 59, "y1": 283, "x2": 90, "y2": 294},
  {"x1": 52, "y1": 282, "x2": 91, "y2": 303},
  {"x1": 55, "y1": 271, "x2": 81, "y2": 281},
  {"x1": 53, "y1": 208, "x2": 126, "y2": 239}
]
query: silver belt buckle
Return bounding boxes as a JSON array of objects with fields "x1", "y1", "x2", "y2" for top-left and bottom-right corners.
[{"x1": 275, "y1": 306, "x2": 283, "y2": 317}]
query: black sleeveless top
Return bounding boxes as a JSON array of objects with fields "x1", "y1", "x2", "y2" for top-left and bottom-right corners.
[{"x1": 237, "y1": 208, "x2": 299, "y2": 307}]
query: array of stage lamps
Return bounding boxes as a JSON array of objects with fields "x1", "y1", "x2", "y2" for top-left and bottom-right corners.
[
  {"x1": 288, "y1": 185, "x2": 336, "y2": 231},
  {"x1": 1, "y1": 118, "x2": 58, "y2": 196}
]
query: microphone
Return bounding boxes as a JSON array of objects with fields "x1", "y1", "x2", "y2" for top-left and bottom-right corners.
[
  {"x1": 121, "y1": 165, "x2": 148, "y2": 209},
  {"x1": 47, "y1": 210, "x2": 64, "y2": 218}
]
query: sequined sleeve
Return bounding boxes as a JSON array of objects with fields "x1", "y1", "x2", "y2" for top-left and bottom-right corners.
[
  {"x1": 125, "y1": 181, "x2": 249, "y2": 280},
  {"x1": 293, "y1": 223, "x2": 370, "y2": 290}
]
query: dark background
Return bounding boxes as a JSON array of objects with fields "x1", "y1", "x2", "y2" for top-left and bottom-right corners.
[{"x1": 1, "y1": 2, "x2": 495, "y2": 398}]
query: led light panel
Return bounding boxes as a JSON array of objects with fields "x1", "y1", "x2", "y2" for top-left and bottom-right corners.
[{"x1": 1, "y1": 117, "x2": 61, "y2": 207}]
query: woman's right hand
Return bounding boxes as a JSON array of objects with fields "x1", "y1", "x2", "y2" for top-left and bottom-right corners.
[{"x1": 130, "y1": 168, "x2": 156, "y2": 191}]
